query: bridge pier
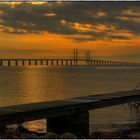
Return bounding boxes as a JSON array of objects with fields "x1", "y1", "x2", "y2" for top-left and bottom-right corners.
[
  {"x1": 97, "y1": 61, "x2": 99, "y2": 67},
  {"x1": 22, "y1": 60, "x2": 25, "y2": 66},
  {"x1": 47, "y1": 111, "x2": 89, "y2": 134},
  {"x1": 0, "y1": 60, "x2": 2, "y2": 66},
  {"x1": 35, "y1": 60, "x2": 37, "y2": 65},
  {"x1": 56, "y1": 60, "x2": 59, "y2": 66},
  {"x1": 90, "y1": 61, "x2": 92, "y2": 66},
  {"x1": 41, "y1": 60, "x2": 43, "y2": 65},
  {"x1": 46, "y1": 60, "x2": 49, "y2": 65},
  {"x1": 15, "y1": 60, "x2": 18, "y2": 66},
  {"x1": 8, "y1": 60, "x2": 11, "y2": 66},
  {"x1": 61, "y1": 60, "x2": 63, "y2": 66},
  {"x1": 66, "y1": 60, "x2": 68, "y2": 66},
  {"x1": 29, "y1": 60, "x2": 31, "y2": 66},
  {"x1": 51, "y1": 60, "x2": 54, "y2": 66}
]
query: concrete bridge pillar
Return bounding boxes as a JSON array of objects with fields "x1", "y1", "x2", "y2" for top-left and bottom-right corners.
[
  {"x1": 56, "y1": 60, "x2": 59, "y2": 66},
  {"x1": 93, "y1": 61, "x2": 95, "y2": 66},
  {"x1": 66, "y1": 60, "x2": 68, "y2": 66},
  {"x1": 29, "y1": 60, "x2": 31, "y2": 66},
  {"x1": 46, "y1": 60, "x2": 48, "y2": 65},
  {"x1": 35, "y1": 60, "x2": 37, "y2": 65},
  {"x1": 22, "y1": 60, "x2": 25, "y2": 66},
  {"x1": 0, "y1": 60, "x2": 2, "y2": 66},
  {"x1": 41, "y1": 60, "x2": 43, "y2": 65},
  {"x1": 47, "y1": 111, "x2": 89, "y2": 135},
  {"x1": 90, "y1": 61, "x2": 93, "y2": 66},
  {"x1": 8, "y1": 60, "x2": 11, "y2": 66},
  {"x1": 15, "y1": 60, "x2": 18, "y2": 66},
  {"x1": 51, "y1": 60, "x2": 54, "y2": 66},
  {"x1": 61, "y1": 60, "x2": 63, "y2": 66}
]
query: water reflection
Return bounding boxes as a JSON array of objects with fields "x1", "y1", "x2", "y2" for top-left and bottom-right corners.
[{"x1": 0, "y1": 66, "x2": 140, "y2": 132}]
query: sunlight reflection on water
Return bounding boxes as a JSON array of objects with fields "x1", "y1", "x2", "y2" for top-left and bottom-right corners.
[{"x1": 0, "y1": 66, "x2": 140, "y2": 132}]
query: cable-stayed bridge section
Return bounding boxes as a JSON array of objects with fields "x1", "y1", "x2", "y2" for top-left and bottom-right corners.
[{"x1": 0, "y1": 49, "x2": 140, "y2": 67}]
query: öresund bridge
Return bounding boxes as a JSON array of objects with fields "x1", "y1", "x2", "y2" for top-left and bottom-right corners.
[{"x1": 0, "y1": 49, "x2": 140, "y2": 67}]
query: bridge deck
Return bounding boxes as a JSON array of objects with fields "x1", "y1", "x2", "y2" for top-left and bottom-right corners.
[
  {"x1": 0, "y1": 90, "x2": 140, "y2": 126},
  {"x1": 0, "y1": 58, "x2": 140, "y2": 67}
]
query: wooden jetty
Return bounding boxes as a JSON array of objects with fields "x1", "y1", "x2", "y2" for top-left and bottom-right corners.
[
  {"x1": 0, "y1": 58, "x2": 140, "y2": 67},
  {"x1": 0, "y1": 90, "x2": 140, "y2": 134}
]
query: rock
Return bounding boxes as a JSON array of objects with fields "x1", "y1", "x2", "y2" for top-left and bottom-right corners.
[
  {"x1": 39, "y1": 132, "x2": 59, "y2": 139},
  {"x1": 20, "y1": 133, "x2": 38, "y2": 139},
  {"x1": 0, "y1": 125, "x2": 8, "y2": 133},
  {"x1": 60, "y1": 132, "x2": 78, "y2": 139},
  {"x1": 129, "y1": 132, "x2": 140, "y2": 139},
  {"x1": 3, "y1": 129, "x2": 21, "y2": 139},
  {"x1": 75, "y1": 132, "x2": 86, "y2": 138},
  {"x1": 17, "y1": 124, "x2": 31, "y2": 134},
  {"x1": 89, "y1": 131, "x2": 114, "y2": 139}
]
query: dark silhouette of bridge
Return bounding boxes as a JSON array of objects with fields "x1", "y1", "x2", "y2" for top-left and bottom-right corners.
[{"x1": 0, "y1": 49, "x2": 140, "y2": 67}]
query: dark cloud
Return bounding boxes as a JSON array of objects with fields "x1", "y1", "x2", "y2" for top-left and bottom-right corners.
[{"x1": 0, "y1": 2, "x2": 140, "y2": 41}]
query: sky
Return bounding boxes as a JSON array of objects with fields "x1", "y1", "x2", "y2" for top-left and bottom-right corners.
[{"x1": 0, "y1": 1, "x2": 140, "y2": 62}]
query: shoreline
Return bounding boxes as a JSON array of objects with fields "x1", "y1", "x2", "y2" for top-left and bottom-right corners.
[{"x1": 1, "y1": 123, "x2": 140, "y2": 139}]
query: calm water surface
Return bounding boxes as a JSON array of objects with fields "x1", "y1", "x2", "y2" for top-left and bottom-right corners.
[{"x1": 0, "y1": 66, "x2": 140, "y2": 132}]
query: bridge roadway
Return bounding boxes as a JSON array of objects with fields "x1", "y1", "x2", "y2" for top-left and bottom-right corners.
[
  {"x1": 0, "y1": 58, "x2": 140, "y2": 67},
  {"x1": 0, "y1": 90, "x2": 140, "y2": 134}
]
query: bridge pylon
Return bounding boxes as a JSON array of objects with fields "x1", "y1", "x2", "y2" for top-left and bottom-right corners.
[{"x1": 74, "y1": 48, "x2": 78, "y2": 65}]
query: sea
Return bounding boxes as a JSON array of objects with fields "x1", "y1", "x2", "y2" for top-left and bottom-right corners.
[{"x1": 0, "y1": 66, "x2": 140, "y2": 133}]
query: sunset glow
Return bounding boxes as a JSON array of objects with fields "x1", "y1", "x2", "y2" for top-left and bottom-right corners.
[{"x1": 0, "y1": 2, "x2": 140, "y2": 62}]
